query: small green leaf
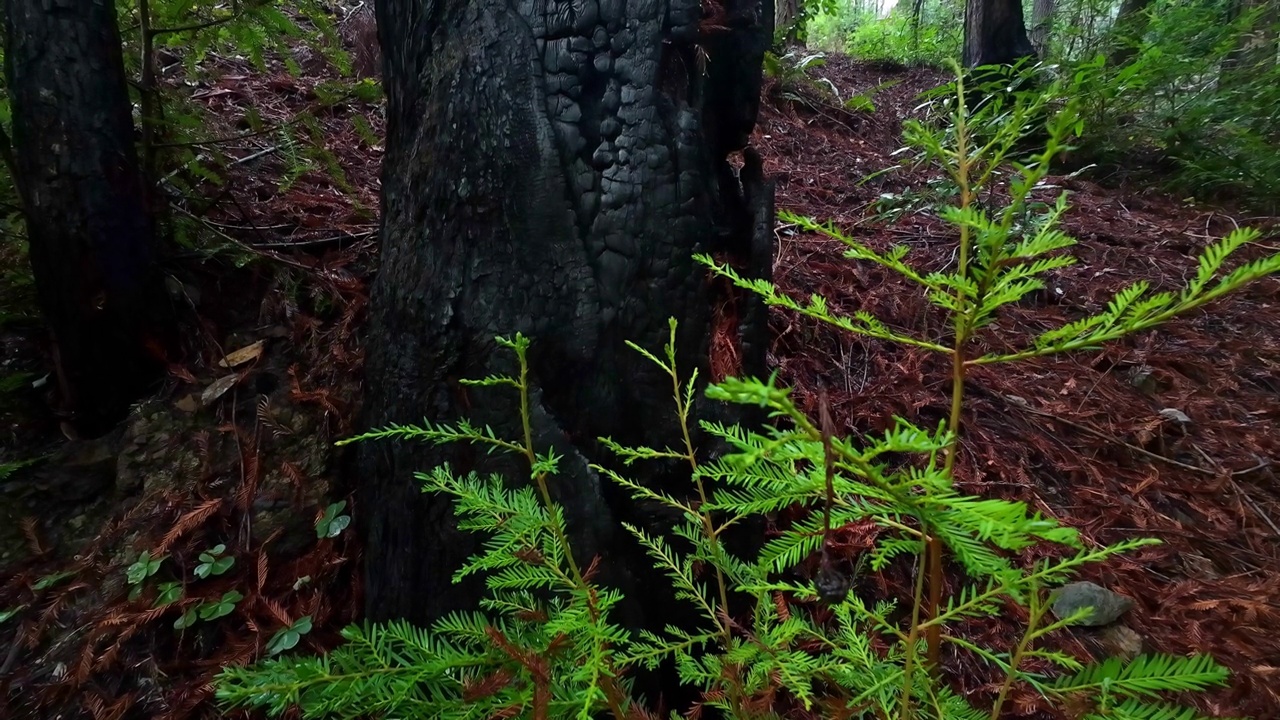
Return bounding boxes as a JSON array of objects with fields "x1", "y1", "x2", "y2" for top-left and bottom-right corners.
[
  {"x1": 316, "y1": 501, "x2": 351, "y2": 538},
  {"x1": 126, "y1": 551, "x2": 165, "y2": 585},
  {"x1": 195, "y1": 544, "x2": 235, "y2": 579},
  {"x1": 266, "y1": 615, "x2": 313, "y2": 655},
  {"x1": 197, "y1": 544, "x2": 227, "y2": 565},
  {"x1": 198, "y1": 590, "x2": 243, "y2": 621},
  {"x1": 174, "y1": 607, "x2": 198, "y2": 630},
  {"x1": 154, "y1": 582, "x2": 184, "y2": 607},
  {"x1": 32, "y1": 570, "x2": 74, "y2": 590}
]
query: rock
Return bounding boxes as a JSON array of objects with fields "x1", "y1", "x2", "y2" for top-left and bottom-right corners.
[
  {"x1": 1159, "y1": 408, "x2": 1191, "y2": 425},
  {"x1": 1051, "y1": 581, "x2": 1135, "y2": 626},
  {"x1": 1100, "y1": 624, "x2": 1144, "y2": 659},
  {"x1": 38, "y1": 434, "x2": 121, "y2": 503},
  {"x1": 61, "y1": 434, "x2": 119, "y2": 470},
  {"x1": 1128, "y1": 364, "x2": 1162, "y2": 394},
  {"x1": 1181, "y1": 552, "x2": 1219, "y2": 580}
]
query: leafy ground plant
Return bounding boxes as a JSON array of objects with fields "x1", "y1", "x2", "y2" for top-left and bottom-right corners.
[
  {"x1": 1063, "y1": 0, "x2": 1280, "y2": 212},
  {"x1": 210, "y1": 63, "x2": 1271, "y2": 720}
]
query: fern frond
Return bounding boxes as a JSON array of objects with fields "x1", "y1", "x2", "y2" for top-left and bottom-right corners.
[
  {"x1": 1049, "y1": 653, "x2": 1230, "y2": 700},
  {"x1": 1080, "y1": 697, "x2": 1226, "y2": 720}
]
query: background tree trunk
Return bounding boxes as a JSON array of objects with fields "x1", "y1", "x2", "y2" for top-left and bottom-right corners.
[
  {"x1": 963, "y1": 0, "x2": 1036, "y2": 67},
  {"x1": 1029, "y1": 0, "x2": 1057, "y2": 56},
  {"x1": 1224, "y1": 0, "x2": 1278, "y2": 78},
  {"x1": 4, "y1": 0, "x2": 172, "y2": 436},
  {"x1": 1108, "y1": 0, "x2": 1153, "y2": 67},
  {"x1": 776, "y1": 0, "x2": 802, "y2": 46},
  {"x1": 361, "y1": 0, "x2": 774, "y2": 656}
]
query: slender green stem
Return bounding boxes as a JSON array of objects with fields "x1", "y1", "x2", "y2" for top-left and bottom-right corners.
[
  {"x1": 513, "y1": 345, "x2": 630, "y2": 720},
  {"x1": 945, "y1": 342, "x2": 967, "y2": 474},
  {"x1": 679, "y1": 384, "x2": 732, "y2": 644},
  {"x1": 990, "y1": 587, "x2": 1048, "y2": 720},
  {"x1": 899, "y1": 545, "x2": 931, "y2": 720},
  {"x1": 925, "y1": 65, "x2": 977, "y2": 676},
  {"x1": 669, "y1": 362, "x2": 748, "y2": 717},
  {"x1": 946, "y1": 64, "x2": 975, "y2": 474},
  {"x1": 515, "y1": 348, "x2": 585, "y2": 588}
]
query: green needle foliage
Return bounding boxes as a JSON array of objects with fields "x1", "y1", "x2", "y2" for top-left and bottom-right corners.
[
  {"x1": 213, "y1": 64, "x2": 1263, "y2": 720},
  {"x1": 214, "y1": 331, "x2": 1228, "y2": 720}
]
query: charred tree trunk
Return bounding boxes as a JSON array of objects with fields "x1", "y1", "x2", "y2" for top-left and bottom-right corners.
[
  {"x1": 361, "y1": 0, "x2": 774, "y2": 679},
  {"x1": 963, "y1": 0, "x2": 1036, "y2": 67},
  {"x1": 4, "y1": 0, "x2": 172, "y2": 436}
]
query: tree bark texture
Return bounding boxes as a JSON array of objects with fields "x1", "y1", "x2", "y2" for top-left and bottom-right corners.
[
  {"x1": 361, "y1": 0, "x2": 775, "y2": 641},
  {"x1": 776, "y1": 0, "x2": 801, "y2": 45},
  {"x1": 4, "y1": 0, "x2": 172, "y2": 436},
  {"x1": 963, "y1": 0, "x2": 1036, "y2": 67},
  {"x1": 1029, "y1": 0, "x2": 1056, "y2": 56}
]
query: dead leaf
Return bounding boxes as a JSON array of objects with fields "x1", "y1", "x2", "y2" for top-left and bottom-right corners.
[
  {"x1": 218, "y1": 340, "x2": 265, "y2": 368},
  {"x1": 201, "y1": 375, "x2": 240, "y2": 406},
  {"x1": 174, "y1": 395, "x2": 199, "y2": 413}
]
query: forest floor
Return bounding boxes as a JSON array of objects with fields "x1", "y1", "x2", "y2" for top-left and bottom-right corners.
[{"x1": 1, "y1": 25, "x2": 1278, "y2": 720}]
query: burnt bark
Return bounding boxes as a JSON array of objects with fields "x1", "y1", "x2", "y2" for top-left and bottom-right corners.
[
  {"x1": 963, "y1": 0, "x2": 1036, "y2": 67},
  {"x1": 4, "y1": 0, "x2": 172, "y2": 436},
  {"x1": 361, "y1": 0, "x2": 773, "y2": 668}
]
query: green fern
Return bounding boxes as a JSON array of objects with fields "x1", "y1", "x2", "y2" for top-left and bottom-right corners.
[{"x1": 1050, "y1": 653, "x2": 1231, "y2": 700}]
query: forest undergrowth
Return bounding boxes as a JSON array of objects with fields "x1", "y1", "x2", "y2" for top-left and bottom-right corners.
[
  {"x1": 0, "y1": 14, "x2": 1277, "y2": 720},
  {"x1": 756, "y1": 54, "x2": 1280, "y2": 718}
]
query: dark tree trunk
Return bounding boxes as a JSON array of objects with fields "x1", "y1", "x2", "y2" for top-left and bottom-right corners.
[
  {"x1": 963, "y1": 0, "x2": 1036, "y2": 67},
  {"x1": 776, "y1": 0, "x2": 802, "y2": 46},
  {"x1": 1108, "y1": 0, "x2": 1153, "y2": 67},
  {"x1": 4, "y1": 0, "x2": 172, "y2": 436},
  {"x1": 1029, "y1": 0, "x2": 1056, "y2": 56},
  {"x1": 361, "y1": 0, "x2": 773, "y2": 670},
  {"x1": 1224, "y1": 0, "x2": 1278, "y2": 79}
]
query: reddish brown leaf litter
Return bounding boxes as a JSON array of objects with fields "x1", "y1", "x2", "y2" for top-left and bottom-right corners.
[
  {"x1": 755, "y1": 56, "x2": 1280, "y2": 718},
  {"x1": 0, "y1": 11, "x2": 376, "y2": 719}
]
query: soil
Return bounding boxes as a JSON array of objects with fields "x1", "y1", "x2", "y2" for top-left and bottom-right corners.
[{"x1": 0, "y1": 29, "x2": 1277, "y2": 720}]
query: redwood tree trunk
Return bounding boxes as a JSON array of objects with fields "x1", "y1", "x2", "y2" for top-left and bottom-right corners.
[
  {"x1": 1029, "y1": 0, "x2": 1056, "y2": 56},
  {"x1": 4, "y1": 0, "x2": 171, "y2": 436},
  {"x1": 963, "y1": 0, "x2": 1036, "y2": 67},
  {"x1": 776, "y1": 0, "x2": 802, "y2": 45},
  {"x1": 1108, "y1": 0, "x2": 1153, "y2": 67},
  {"x1": 361, "y1": 0, "x2": 774, "y2": 649}
]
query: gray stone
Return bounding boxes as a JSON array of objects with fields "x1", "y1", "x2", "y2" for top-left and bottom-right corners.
[{"x1": 1051, "y1": 581, "x2": 1135, "y2": 626}]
